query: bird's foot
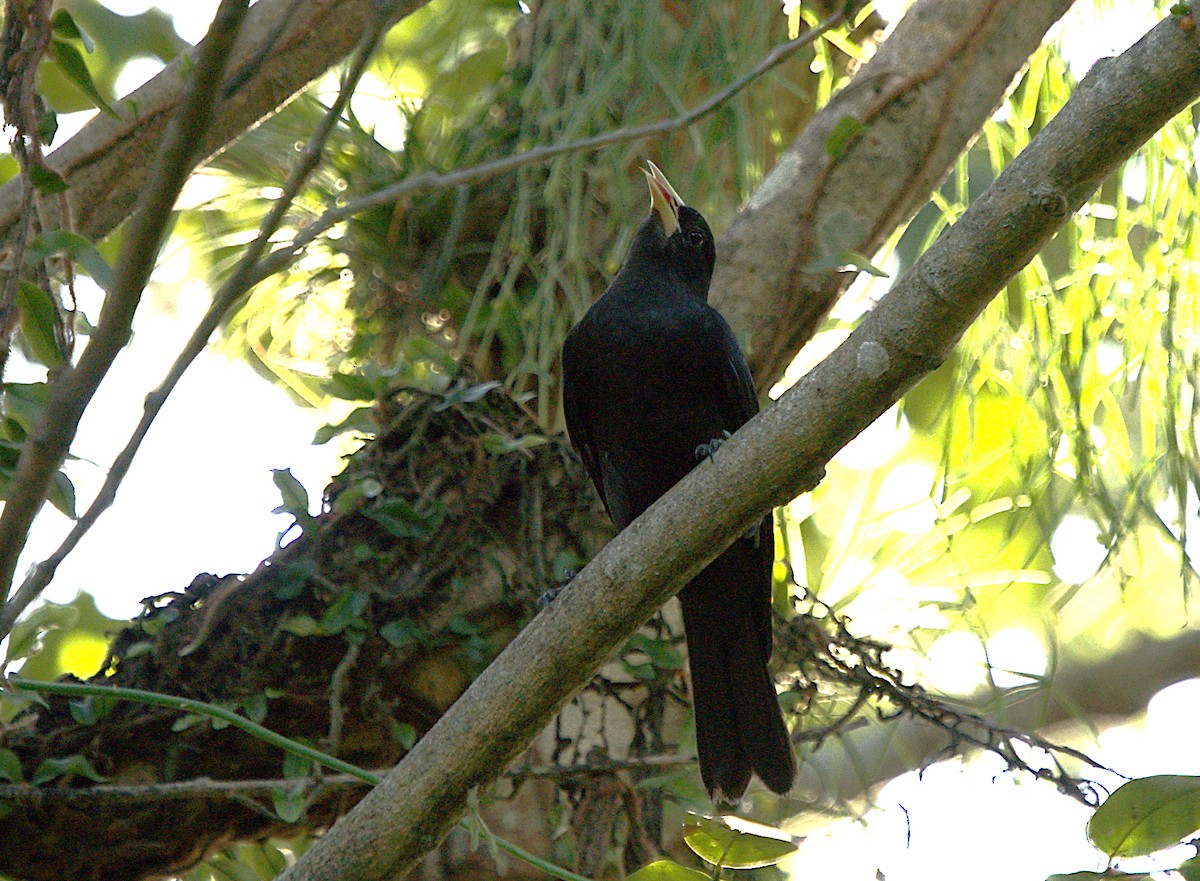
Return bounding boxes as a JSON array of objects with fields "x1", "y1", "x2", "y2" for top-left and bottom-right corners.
[
  {"x1": 695, "y1": 430, "x2": 733, "y2": 462},
  {"x1": 538, "y1": 567, "x2": 579, "y2": 608}
]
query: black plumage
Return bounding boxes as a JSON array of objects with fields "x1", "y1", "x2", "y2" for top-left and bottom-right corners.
[{"x1": 561, "y1": 162, "x2": 795, "y2": 802}]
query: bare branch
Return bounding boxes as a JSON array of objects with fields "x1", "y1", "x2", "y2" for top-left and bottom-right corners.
[{"x1": 279, "y1": 15, "x2": 1200, "y2": 881}]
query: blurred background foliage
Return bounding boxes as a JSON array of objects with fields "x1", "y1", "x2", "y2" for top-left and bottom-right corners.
[{"x1": 3, "y1": 0, "x2": 1200, "y2": 877}]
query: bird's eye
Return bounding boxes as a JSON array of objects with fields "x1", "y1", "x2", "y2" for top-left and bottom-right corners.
[{"x1": 688, "y1": 230, "x2": 705, "y2": 246}]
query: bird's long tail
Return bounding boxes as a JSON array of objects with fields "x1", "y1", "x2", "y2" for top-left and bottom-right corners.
[{"x1": 681, "y1": 598, "x2": 795, "y2": 802}]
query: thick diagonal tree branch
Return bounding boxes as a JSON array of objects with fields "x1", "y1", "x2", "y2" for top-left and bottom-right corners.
[{"x1": 280, "y1": 14, "x2": 1200, "y2": 881}]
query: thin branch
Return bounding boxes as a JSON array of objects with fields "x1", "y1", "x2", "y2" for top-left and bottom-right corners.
[
  {"x1": 0, "y1": 0, "x2": 252, "y2": 633},
  {"x1": 0, "y1": 4, "x2": 394, "y2": 628},
  {"x1": 245, "y1": 8, "x2": 848, "y2": 289}
]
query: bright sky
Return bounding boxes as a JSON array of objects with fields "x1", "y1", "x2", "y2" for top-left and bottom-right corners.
[{"x1": 13, "y1": 2, "x2": 1200, "y2": 880}]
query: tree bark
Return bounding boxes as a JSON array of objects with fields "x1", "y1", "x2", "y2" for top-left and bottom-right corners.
[{"x1": 277, "y1": 13, "x2": 1200, "y2": 881}]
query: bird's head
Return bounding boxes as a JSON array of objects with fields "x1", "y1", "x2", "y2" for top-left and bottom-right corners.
[{"x1": 639, "y1": 161, "x2": 716, "y2": 298}]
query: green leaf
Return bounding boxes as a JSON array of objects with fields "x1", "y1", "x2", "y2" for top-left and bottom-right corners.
[
  {"x1": 5, "y1": 601, "x2": 79, "y2": 665},
  {"x1": 242, "y1": 692, "x2": 268, "y2": 724},
  {"x1": 68, "y1": 694, "x2": 116, "y2": 726},
  {"x1": 31, "y1": 754, "x2": 109, "y2": 785},
  {"x1": 0, "y1": 749, "x2": 24, "y2": 783},
  {"x1": 682, "y1": 813, "x2": 800, "y2": 869},
  {"x1": 26, "y1": 229, "x2": 114, "y2": 291},
  {"x1": 390, "y1": 720, "x2": 417, "y2": 750},
  {"x1": 625, "y1": 633, "x2": 684, "y2": 671},
  {"x1": 272, "y1": 785, "x2": 306, "y2": 823},
  {"x1": 313, "y1": 406, "x2": 375, "y2": 444},
  {"x1": 1088, "y1": 775, "x2": 1200, "y2": 858},
  {"x1": 319, "y1": 590, "x2": 369, "y2": 635},
  {"x1": 433, "y1": 380, "x2": 502, "y2": 411},
  {"x1": 282, "y1": 751, "x2": 313, "y2": 780},
  {"x1": 626, "y1": 860, "x2": 710, "y2": 881},
  {"x1": 326, "y1": 372, "x2": 378, "y2": 402},
  {"x1": 380, "y1": 617, "x2": 423, "y2": 649},
  {"x1": 29, "y1": 163, "x2": 68, "y2": 194},
  {"x1": 16, "y1": 280, "x2": 65, "y2": 367},
  {"x1": 479, "y1": 432, "x2": 547, "y2": 455},
  {"x1": 50, "y1": 39, "x2": 117, "y2": 117},
  {"x1": 272, "y1": 468, "x2": 313, "y2": 525},
  {"x1": 364, "y1": 497, "x2": 444, "y2": 539},
  {"x1": 825, "y1": 115, "x2": 865, "y2": 159},
  {"x1": 50, "y1": 9, "x2": 92, "y2": 50},
  {"x1": 281, "y1": 615, "x2": 321, "y2": 637},
  {"x1": 49, "y1": 468, "x2": 77, "y2": 518},
  {"x1": 170, "y1": 713, "x2": 207, "y2": 732}
]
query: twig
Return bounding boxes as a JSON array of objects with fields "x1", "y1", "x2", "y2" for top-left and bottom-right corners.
[
  {"x1": 1, "y1": 3, "x2": 394, "y2": 630},
  {"x1": 0, "y1": 0, "x2": 252, "y2": 634},
  {"x1": 245, "y1": 9, "x2": 848, "y2": 289}
]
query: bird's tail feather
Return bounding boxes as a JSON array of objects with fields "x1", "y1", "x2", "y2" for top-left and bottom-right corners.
[{"x1": 682, "y1": 601, "x2": 795, "y2": 802}]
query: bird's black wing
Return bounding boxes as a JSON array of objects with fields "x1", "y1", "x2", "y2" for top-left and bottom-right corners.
[
  {"x1": 562, "y1": 330, "x2": 633, "y2": 527},
  {"x1": 705, "y1": 310, "x2": 760, "y2": 428}
]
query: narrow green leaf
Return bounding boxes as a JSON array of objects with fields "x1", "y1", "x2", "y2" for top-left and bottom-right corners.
[
  {"x1": 281, "y1": 615, "x2": 321, "y2": 637},
  {"x1": 1088, "y1": 775, "x2": 1200, "y2": 858},
  {"x1": 50, "y1": 39, "x2": 117, "y2": 117},
  {"x1": 49, "y1": 469, "x2": 77, "y2": 519},
  {"x1": 364, "y1": 497, "x2": 444, "y2": 539},
  {"x1": 272, "y1": 468, "x2": 312, "y2": 523},
  {"x1": 16, "y1": 280, "x2": 65, "y2": 367}
]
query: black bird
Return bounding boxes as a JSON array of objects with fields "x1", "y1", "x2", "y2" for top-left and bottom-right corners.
[{"x1": 561, "y1": 162, "x2": 795, "y2": 802}]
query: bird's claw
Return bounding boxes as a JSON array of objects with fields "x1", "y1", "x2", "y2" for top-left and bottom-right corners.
[{"x1": 695, "y1": 430, "x2": 733, "y2": 462}]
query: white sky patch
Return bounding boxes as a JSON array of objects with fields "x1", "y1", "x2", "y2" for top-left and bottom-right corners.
[
  {"x1": 985, "y1": 627, "x2": 1048, "y2": 688},
  {"x1": 114, "y1": 56, "x2": 166, "y2": 99},
  {"x1": 835, "y1": 404, "x2": 910, "y2": 470},
  {"x1": 1050, "y1": 514, "x2": 1107, "y2": 584}
]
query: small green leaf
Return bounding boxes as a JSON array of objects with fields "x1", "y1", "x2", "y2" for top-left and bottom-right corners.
[
  {"x1": 326, "y1": 372, "x2": 378, "y2": 402},
  {"x1": 29, "y1": 164, "x2": 68, "y2": 194},
  {"x1": 50, "y1": 39, "x2": 117, "y2": 117},
  {"x1": 825, "y1": 115, "x2": 865, "y2": 159},
  {"x1": 0, "y1": 749, "x2": 24, "y2": 783},
  {"x1": 69, "y1": 694, "x2": 116, "y2": 726},
  {"x1": 1088, "y1": 775, "x2": 1200, "y2": 858},
  {"x1": 480, "y1": 432, "x2": 547, "y2": 455},
  {"x1": 171, "y1": 713, "x2": 207, "y2": 732},
  {"x1": 319, "y1": 590, "x2": 369, "y2": 635},
  {"x1": 625, "y1": 633, "x2": 684, "y2": 671},
  {"x1": 32, "y1": 754, "x2": 109, "y2": 785},
  {"x1": 27, "y1": 229, "x2": 114, "y2": 291},
  {"x1": 313, "y1": 406, "x2": 375, "y2": 444},
  {"x1": 242, "y1": 693, "x2": 268, "y2": 724},
  {"x1": 281, "y1": 615, "x2": 321, "y2": 637},
  {"x1": 37, "y1": 109, "x2": 58, "y2": 145},
  {"x1": 433, "y1": 380, "x2": 503, "y2": 411},
  {"x1": 380, "y1": 617, "x2": 423, "y2": 649},
  {"x1": 682, "y1": 813, "x2": 800, "y2": 869},
  {"x1": 390, "y1": 720, "x2": 417, "y2": 750},
  {"x1": 364, "y1": 498, "x2": 444, "y2": 539},
  {"x1": 272, "y1": 468, "x2": 313, "y2": 525},
  {"x1": 626, "y1": 860, "x2": 710, "y2": 881},
  {"x1": 16, "y1": 280, "x2": 65, "y2": 367},
  {"x1": 272, "y1": 785, "x2": 306, "y2": 823},
  {"x1": 49, "y1": 469, "x2": 77, "y2": 518}
]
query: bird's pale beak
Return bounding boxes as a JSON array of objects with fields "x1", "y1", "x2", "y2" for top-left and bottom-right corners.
[{"x1": 644, "y1": 160, "x2": 683, "y2": 237}]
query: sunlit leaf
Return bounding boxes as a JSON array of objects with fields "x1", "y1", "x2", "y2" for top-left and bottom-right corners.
[
  {"x1": 16, "y1": 281, "x2": 65, "y2": 368},
  {"x1": 0, "y1": 749, "x2": 24, "y2": 783},
  {"x1": 682, "y1": 813, "x2": 800, "y2": 869},
  {"x1": 27, "y1": 229, "x2": 114, "y2": 291},
  {"x1": 1088, "y1": 775, "x2": 1200, "y2": 858}
]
